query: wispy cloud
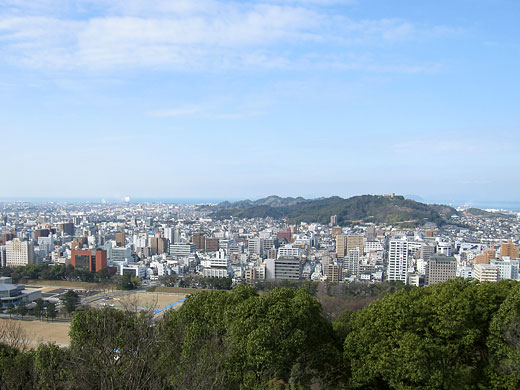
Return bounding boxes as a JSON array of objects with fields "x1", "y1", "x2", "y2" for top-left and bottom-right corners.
[
  {"x1": 149, "y1": 106, "x2": 203, "y2": 117},
  {"x1": 148, "y1": 105, "x2": 263, "y2": 120},
  {"x1": 0, "y1": 0, "x2": 457, "y2": 72}
]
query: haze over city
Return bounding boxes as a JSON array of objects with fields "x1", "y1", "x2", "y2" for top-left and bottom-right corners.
[{"x1": 1, "y1": 0, "x2": 519, "y2": 204}]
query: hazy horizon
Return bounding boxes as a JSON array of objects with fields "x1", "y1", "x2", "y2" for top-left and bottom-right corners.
[{"x1": 1, "y1": 194, "x2": 520, "y2": 211}]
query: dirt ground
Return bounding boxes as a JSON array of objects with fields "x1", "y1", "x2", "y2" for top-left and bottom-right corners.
[
  {"x1": 91, "y1": 292, "x2": 186, "y2": 312},
  {"x1": 23, "y1": 279, "x2": 115, "y2": 290},
  {"x1": 0, "y1": 318, "x2": 71, "y2": 347},
  {"x1": 0, "y1": 292, "x2": 186, "y2": 349}
]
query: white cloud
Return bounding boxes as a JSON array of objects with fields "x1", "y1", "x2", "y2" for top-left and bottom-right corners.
[{"x1": 0, "y1": 0, "x2": 456, "y2": 71}]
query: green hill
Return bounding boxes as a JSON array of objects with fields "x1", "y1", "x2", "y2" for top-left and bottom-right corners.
[{"x1": 210, "y1": 194, "x2": 458, "y2": 226}]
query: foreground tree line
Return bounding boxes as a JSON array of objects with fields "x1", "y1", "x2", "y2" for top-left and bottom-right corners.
[{"x1": 1, "y1": 279, "x2": 520, "y2": 389}]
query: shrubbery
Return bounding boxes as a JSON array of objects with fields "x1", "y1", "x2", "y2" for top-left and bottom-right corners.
[{"x1": 1, "y1": 280, "x2": 520, "y2": 389}]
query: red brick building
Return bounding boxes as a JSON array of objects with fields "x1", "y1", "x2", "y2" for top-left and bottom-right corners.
[{"x1": 71, "y1": 249, "x2": 107, "y2": 272}]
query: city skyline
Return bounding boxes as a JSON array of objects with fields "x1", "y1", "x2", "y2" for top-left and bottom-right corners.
[{"x1": 1, "y1": 0, "x2": 519, "y2": 201}]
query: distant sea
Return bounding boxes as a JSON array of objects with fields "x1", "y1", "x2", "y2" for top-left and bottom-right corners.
[
  {"x1": 429, "y1": 200, "x2": 520, "y2": 212},
  {"x1": 0, "y1": 197, "x2": 235, "y2": 205}
]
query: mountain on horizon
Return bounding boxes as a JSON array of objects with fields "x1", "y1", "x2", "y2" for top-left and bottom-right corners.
[{"x1": 208, "y1": 194, "x2": 459, "y2": 226}]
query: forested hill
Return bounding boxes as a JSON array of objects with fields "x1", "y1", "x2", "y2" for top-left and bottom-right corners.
[{"x1": 209, "y1": 194, "x2": 458, "y2": 226}]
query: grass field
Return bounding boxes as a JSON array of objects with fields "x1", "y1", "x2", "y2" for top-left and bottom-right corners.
[{"x1": 0, "y1": 319, "x2": 70, "y2": 347}]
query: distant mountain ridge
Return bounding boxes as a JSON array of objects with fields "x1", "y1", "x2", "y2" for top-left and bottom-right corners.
[
  {"x1": 216, "y1": 195, "x2": 308, "y2": 210},
  {"x1": 209, "y1": 194, "x2": 459, "y2": 226}
]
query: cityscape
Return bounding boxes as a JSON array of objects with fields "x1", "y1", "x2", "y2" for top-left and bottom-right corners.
[
  {"x1": 1, "y1": 195, "x2": 520, "y2": 296},
  {"x1": 1, "y1": 0, "x2": 520, "y2": 388}
]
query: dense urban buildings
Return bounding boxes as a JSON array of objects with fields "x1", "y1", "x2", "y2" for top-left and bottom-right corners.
[{"x1": 0, "y1": 197, "x2": 519, "y2": 288}]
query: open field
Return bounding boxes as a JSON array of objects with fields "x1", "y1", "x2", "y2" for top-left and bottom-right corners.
[
  {"x1": 89, "y1": 292, "x2": 187, "y2": 312},
  {"x1": 22, "y1": 279, "x2": 116, "y2": 290},
  {"x1": 0, "y1": 319, "x2": 70, "y2": 347},
  {"x1": 0, "y1": 292, "x2": 187, "y2": 348},
  {"x1": 150, "y1": 286, "x2": 223, "y2": 294}
]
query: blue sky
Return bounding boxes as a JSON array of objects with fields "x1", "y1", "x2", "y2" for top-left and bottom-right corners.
[{"x1": 0, "y1": 0, "x2": 519, "y2": 203}]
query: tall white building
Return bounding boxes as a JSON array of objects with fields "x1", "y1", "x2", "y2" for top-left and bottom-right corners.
[
  {"x1": 436, "y1": 241, "x2": 453, "y2": 257},
  {"x1": 6, "y1": 239, "x2": 36, "y2": 266},
  {"x1": 387, "y1": 239, "x2": 410, "y2": 283},
  {"x1": 474, "y1": 263, "x2": 499, "y2": 282},
  {"x1": 248, "y1": 238, "x2": 264, "y2": 256},
  {"x1": 110, "y1": 247, "x2": 132, "y2": 262},
  {"x1": 490, "y1": 258, "x2": 520, "y2": 281},
  {"x1": 344, "y1": 248, "x2": 360, "y2": 277},
  {"x1": 265, "y1": 256, "x2": 301, "y2": 280},
  {"x1": 163, "y1": 227, "x2": 175, "y2": 243},
  {"x1": 37, "y1": 235, "x2": 54, "y2": 257},
  {"x1": 277, "y1": 244, "x2": 302, "y2": 259}
]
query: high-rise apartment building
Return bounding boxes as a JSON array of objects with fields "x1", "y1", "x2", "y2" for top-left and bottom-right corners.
[
  {"x1": 169, "y1": 244, "x2": 195, "y2": 257},
  {"x1": 0, "y1": 231, "x2": 16, "y2": 245},
  {"x1": 387, "y1": 239, "x2": 409, "y2": 283},
  {"x1": 330, "y1": 215, "x2": 337, "y2": 226},
  {"x1": 475, "y1": 246, "x2": 496, "y2": 264},
  {"x1": 501, "y1": 239, "x2": 519, "y2": 259},
  {"x1": 474, "y1": 263, "x2": 499, "y2": 282},
  {"x1": 57, "y1": 222, "x2": 74, "y2": 236},
  {"x1": 365, "y1": 226, "x2": 376, "y2": 241},
  {"x1": 163, "y1": 227, "x2": 175, "y2": 244},
  {"x1": 277, "y1": 244, "x2": 302, "y2": 259},
  {"x1": 115, "y1": 229, "x2": 125, "y2": 247},
  {"x1": 331, "y1": 227, "x2": 343, "y2": 238},
  {"x1": 421, "y1": 243, "x2": 435, "y2": 261},
  {"x1": 150, "y1": 237, "x2": 168, "y2": 255},
  {"x1": 436, "y1": 241, "x2": 453, "y2": 257},
  {"x1": 265, "y1": 256, "x2": 302, "y2": 280},
  {"x1": 205, "y1": 238, "x2": 220, "y2": 252},
  {"x1": 490, "y1": 258, "x2": 520, "y2": 281},
  {"x1": 336, "y1": 234, "x2": 347, "y2": 258},
  {"x1": 426, "y1": 255, "x2": 456, "y2": 285},
  {"x1": 344, "y1": 248, "x2": 360, "y2": 276},
  {"x1": 326, "y1": 263, "x2": 341, "y2": 282},
  {"x1": 346, "y1": 235, "x2": 365, "y2": 256},
  {"x1": 192, "y1": 232, "x2": 205, "y2": 251},
  {"x1": 6, "y1": 239, "x2": 36, "y2": 266},
  {"x1": 248, "y1": 238, "x2": 264, "y2": 256}
]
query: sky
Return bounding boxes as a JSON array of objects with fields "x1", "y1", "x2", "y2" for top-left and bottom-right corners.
[{"x1": 0, "y1": 0, "x2": 519, "y2": 204}]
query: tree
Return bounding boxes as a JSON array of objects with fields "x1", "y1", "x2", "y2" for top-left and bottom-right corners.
[
  {"x1": 16, "y1": 302, "x2": 28, "y2": 320},
  {"x1": 116, "y1": 274, "x2": 140, "y2": 290},
  {"x1": 0, "y1": 342, "x2": 35, "y2": 389},
  {"x1": 34, "y1": 343, "x2": 70, "y2": 390},
  {"x1": 62, "y1": 290, "x2": 80, "y2": 316},
  {"x1": 227, "y1": 286, "x2": 339, "y2": 388},
  {"x1": 45, "y1": 301, "x2": 57, "y2": 322},
  {"x1": 6, "y1": 303, "x2": 15, "y2": 319},
  {"x1": 160, "y1": 274, "x2": 178, "y2": 287},
  {"x1": 0, "y1": 319, "x2": 29, "y2": 352},
  {"x1": 69, "y1": 307, "x2": 163, "y2": 390},
  {"x1": 343, "y1": 279, "x2": 515, "y2": 389},
  {"x1": 158, "y1": 285, "x2": 339, "y2": 389},
  {"x1": 33, "y1": 298, "x2": 45, "y2": 320},
  {"x1": 487, "y1": 283, "x2": 520, "y2": 389}
]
